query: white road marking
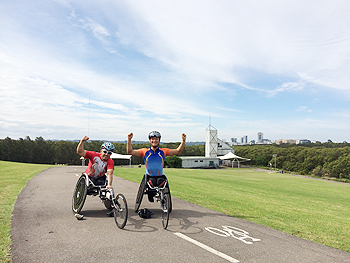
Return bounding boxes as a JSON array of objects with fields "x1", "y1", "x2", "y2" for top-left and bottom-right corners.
[
  {"x1": 205, "y1": 226, "x2": 261, "y2": 244},
  {"x1": 174, "y1": 232, "x2": 240, "y2": 263}
]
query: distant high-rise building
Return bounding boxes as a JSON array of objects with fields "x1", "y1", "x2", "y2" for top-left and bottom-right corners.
[
  {"x1": 275, "y1": 139, "x2": 296, "y2": 145},
  {"x1": 241, "y1": 135, "x2": 248, "y2": 144},
  {"x1": 258, "y1": 132, "x2": 263, "y2": 142}
]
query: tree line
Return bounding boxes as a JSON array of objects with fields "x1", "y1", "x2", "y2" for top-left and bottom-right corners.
[
  {"x1": 0, "y1": 136, "x2": 204, "y2": 166},
  {"x1": 234, "y1": 143, "x2": 350, "y2": 180},
  {"x1": 1, "y1": 136, "x2": 349, "y2": 180}
]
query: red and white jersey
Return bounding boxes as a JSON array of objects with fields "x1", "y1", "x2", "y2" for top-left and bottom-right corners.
[{"x1": 84, "y1": 151, "x2": 114, "y2": 178}]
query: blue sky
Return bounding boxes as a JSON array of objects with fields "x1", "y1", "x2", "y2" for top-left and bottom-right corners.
[{"x1": 1, "y1": 0, "x2": 350, "y2": 143}]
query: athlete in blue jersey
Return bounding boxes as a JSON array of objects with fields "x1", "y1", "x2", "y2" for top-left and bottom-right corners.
[{"x1": 127, "y1": 131, "x2": 186, "y2": 202}]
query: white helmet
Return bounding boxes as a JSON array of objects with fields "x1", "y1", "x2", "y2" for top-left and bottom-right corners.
[{"x1": 148, "y1": 131, "x2": 161, "y2": 139}]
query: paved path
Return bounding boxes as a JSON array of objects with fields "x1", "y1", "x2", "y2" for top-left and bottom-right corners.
[{"x1": 11, "y1": 166, "x2": 350, "y2": 262}]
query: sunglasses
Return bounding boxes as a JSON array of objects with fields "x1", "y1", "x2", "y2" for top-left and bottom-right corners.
[{"x1": 102, "y1": 150, "x2": 113, "y2": 155}]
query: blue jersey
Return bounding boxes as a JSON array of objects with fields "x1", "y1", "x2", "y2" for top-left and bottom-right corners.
[{"x1": 138, "y1": 148, "x2": 171, "y2": 176}]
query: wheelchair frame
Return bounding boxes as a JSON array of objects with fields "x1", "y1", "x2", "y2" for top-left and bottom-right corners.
[
  {"x1": 135, "y1": 174, "x2": 172, "y2": 229},
  {"x1": 72, "y1": 173, "x2": 128, "y2": 229}
]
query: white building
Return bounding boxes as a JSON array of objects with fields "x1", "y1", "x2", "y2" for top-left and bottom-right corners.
[
  {"x1": 241, "y1": 135, "x2": 248, "y2": 144},
  {"x1": 181, "y1": 156, "x2": 219, "y2": 168},
  {"x1": 217, "y1": 138, "x2": 234, "y2": 156},
  {"x1": 205, "y1": 124, "x2": 218, "y2": 157},
  {"x1": 231, "y1": 138, "x2": 238, "y2": 145},
  {"x1": 181, "y1": 124, "x2": 232, "y2": 168}
]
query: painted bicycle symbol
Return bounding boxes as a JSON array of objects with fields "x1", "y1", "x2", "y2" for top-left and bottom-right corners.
[{"x1": 205, "y1": 226, "x2": 261, "y2": 244}]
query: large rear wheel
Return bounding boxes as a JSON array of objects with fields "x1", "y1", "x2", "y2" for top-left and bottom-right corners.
[
  {"x1": 135, "y1": 175, "x2": 146, "y2": 212},
  {"x1": 113, "y1": 194, "x2": 128, "y2": 229},
  {"x1": 72, "y1": 175, "x2": 87, "y2": 214}
]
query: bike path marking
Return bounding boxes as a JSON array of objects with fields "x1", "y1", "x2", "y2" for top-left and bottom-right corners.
[
  {"x1": 205, "y1": 226, "x2": 261, "y2": 244},
  {"x1": 174, "y1": 232, "x2": 240, "y2": 263}
]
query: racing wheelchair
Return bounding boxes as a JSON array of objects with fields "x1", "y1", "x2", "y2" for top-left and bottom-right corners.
[
  {"x1": 72, "y1": 173, "x2": 128, "y2": 229},
  {"x1": 135, "y1": 174, "x2": 172, "y2": 229}
]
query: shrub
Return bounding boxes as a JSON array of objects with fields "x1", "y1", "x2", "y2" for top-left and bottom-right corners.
[
  {"x1": 312, "y1": 166, "x2": 328, "y2": 177},
  {"x1": 165, "y1": 155, "x2": 182, "y2": 168}
]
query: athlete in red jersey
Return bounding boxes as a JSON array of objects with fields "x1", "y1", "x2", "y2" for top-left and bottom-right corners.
[{"x1": 76, "y1": 136, "x2": 115, "y2": 189}]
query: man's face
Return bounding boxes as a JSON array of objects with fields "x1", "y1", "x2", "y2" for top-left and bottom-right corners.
[
  {"x1": 149, "y1": 136, "x2": 160, "y2": 148},
  {"x1": 100, "y1": 149, "x2": 112, "y2": 160}
]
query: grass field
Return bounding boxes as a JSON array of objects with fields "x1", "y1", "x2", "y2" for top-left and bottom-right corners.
[
  {"x1": 115, "y1": 166, "x2": 350, "y2": 253},
  {"x1": 0, "y1": 161, "x2": 51, "y2": 263}
]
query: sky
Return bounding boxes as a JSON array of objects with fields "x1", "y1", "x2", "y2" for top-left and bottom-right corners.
[{"x1": 1, "y1": 0, "x2": 350, "y2": 143}]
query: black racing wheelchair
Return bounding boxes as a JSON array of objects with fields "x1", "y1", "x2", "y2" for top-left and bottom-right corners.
[
  {"x1": 72, "y1": 173, "x2": 128, "y2": 229},
  {"x1": 135, "y1": 174, "x2": 172, "y2": 229}
]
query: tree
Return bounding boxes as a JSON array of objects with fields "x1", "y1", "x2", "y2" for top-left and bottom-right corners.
[
  {"x1": 255, "y1": 156, "x2": 269, "y2": 166},
  {"x1": 165, "y1": 155, "x2": 182, "y2": 168}
]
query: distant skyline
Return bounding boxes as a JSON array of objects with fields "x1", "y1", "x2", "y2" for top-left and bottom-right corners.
[{"x1": 1, "y1": 1, "x2": 350, "y2": 143}]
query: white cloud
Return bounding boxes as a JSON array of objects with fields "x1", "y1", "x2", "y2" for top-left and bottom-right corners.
[
  {"x1": 79, "y1": 17, "x2": 111, "y2": 40},
  {"x1": 119, "y1": 0, "x2": 350, "y2": 94},
  {"x1": 267, "y1": 81, "x2": 305, "y2": 97},
  {"x1": 296, "y1": 106, "x2": 312, "y2": 113}
]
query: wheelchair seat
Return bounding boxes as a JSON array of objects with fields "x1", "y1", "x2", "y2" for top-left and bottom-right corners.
[
  {"x1": 89, "y1": 176, "x2": 107, "y2": 186},
  {"x1": 147, "y1": 176, "x2": 166, "y2": 188},
  {"x1": 87, "y1": 175, "x2": 108, "y2": 196}
]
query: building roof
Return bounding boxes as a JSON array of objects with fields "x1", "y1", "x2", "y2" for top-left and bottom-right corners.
[
  {"x1": 110, "y1": 153, "x2": 132, "y2": 159},
  {"x1": 219, "y1": 152, "x2": 251, "y2": 161},
  {"x1": 180, "y1": 156, "x2": 219, "y2": 160}
]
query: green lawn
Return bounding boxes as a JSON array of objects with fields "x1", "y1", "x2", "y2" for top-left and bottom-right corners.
[
  {"x1": 0, "y1": 161, "x2": 51, "y2": 263},
  {"x1": 1, "y1": 162, "x2": 349, "y2": 263},
  {"x1": 115, "y1": 166, "x2": 350, "y2": 253}
]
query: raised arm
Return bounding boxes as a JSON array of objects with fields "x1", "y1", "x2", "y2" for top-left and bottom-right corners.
[
  {"x1": 127, "y1": 133, "x2": 141, "y2": 157},
  {"x1": 77, "y1": 136, "x2": 89, "y2": 157},
  {"x1": 169, "y1": 133, "x2": 186, "y2": 156}
]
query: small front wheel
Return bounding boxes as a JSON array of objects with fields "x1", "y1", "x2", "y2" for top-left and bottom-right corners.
[
  {"x1": 113, "y1": 194, "x2": 128, "y2": 229},
  {"x1": 161, "y1": 193, "x2": 170, "y2": 229}
]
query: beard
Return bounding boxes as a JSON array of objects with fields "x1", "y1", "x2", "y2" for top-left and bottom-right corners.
[{"x1": 100, "y1": 154, "x2": 109, "y2": 161}]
